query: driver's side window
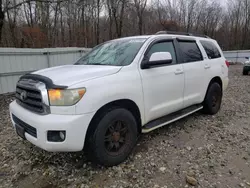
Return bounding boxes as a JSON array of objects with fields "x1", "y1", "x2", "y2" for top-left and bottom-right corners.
[{"x1": 146, "y1": 41, "x2": 177, "y2": 64}]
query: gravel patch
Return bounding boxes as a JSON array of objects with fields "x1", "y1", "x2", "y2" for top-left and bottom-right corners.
[{"x1": 0, "y1": 65, "x2": 250, "y2": 188}]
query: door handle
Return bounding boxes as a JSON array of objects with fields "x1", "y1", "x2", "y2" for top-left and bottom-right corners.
[
  {"x1": 175, "y1": 69, "x2": 184, "y2": 75},
  {"x1": 205, "y1": 64, "x2": 211, "y2": 69}
]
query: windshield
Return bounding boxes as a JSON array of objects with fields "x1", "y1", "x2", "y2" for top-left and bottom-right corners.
[{"x1": 75, "y1": 38, "x2": 146, "y2": 66}]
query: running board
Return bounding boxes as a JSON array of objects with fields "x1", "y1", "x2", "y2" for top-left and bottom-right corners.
[{"x1": 142, "y1": 104, "x2": 203, "y2": 133}]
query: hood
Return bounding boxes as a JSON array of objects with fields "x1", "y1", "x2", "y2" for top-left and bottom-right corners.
[{"x1": 33, "y1": 65, "x2": 122, "y2": 86}]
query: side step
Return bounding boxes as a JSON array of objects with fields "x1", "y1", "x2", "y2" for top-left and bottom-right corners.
[{"x1": 142, "y1": 104, "x2": 203, "y2": 133}]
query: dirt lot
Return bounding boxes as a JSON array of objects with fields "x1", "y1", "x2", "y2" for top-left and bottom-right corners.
[{"x1": 0, "y1": 65, "x2": 250, "y2": 188}]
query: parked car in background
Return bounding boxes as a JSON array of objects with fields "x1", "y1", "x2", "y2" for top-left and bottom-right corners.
[
  {"x1": 228, "y1": 60, "x2": 237, "y2": 65},
  {"x1": 243, "y1": 57, "x2": 250, "y2": 75},
  {"x1": 9, "y1": 31, "x2": 229, "y2": 166}
]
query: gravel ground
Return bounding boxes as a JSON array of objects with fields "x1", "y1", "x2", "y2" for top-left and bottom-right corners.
[{"x1": 0, "y1": 65, "x2": 250, "y2": 188}]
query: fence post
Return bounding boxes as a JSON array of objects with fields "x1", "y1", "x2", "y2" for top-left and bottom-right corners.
[
  {"x1": 43, "y1": 51, "x2": 51, "y2": 68},
  {"x1": 236, "y1": 51, "x2": 239, "y2": 63},
  {"x1": 79, "y1": 50, "x2": 84, "y2": 58},
  {"x1": 47, "y1": 52, "x2": 51, "y2": 68}
]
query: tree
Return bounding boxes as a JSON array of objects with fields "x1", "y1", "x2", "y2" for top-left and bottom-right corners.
[
  {"x1": 1, "y1": 0, "x2": 250, "y2": 50},
  {"x1": 0, "y1": 0, "x2": 65, "y2": 45},
  {"x1": 0, "y1": 0, "x2": 5, "y2": 44},
  {"x1": 133, "y1": 0, "x2": 147, "y2": 35}
]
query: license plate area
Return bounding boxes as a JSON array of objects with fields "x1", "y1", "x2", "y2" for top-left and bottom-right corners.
[{"x1": 16, "y1": 124, "x2": 26, "y2": 140}]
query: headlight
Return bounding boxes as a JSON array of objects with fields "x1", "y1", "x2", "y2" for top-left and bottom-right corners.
[{"x1": 48, "y1": 88, "x2": 86, "y2": 106}]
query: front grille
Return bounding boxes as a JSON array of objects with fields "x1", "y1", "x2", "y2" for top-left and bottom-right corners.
[
  {"x1": 12, "y1": 114, "x2": 37, "y2": 138},
  {"x1": 15, "y1": 79, "x2": 45, "y2": 114}
]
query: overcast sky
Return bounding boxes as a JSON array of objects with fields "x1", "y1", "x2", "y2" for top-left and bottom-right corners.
[{"x1": 218, "y1": 0, "x2": 227, "y2": 6}]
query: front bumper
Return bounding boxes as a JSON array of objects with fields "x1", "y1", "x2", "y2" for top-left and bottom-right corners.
[{"x1": 9, "y1": 101, "x2": 95, "y2": 152}]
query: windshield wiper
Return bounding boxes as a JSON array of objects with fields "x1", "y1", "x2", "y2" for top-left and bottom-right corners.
[
  {"x1": 90, "y1": 63, "x2": 107, "y2": 65},
  {"x1": 75, "y1": 63, "x2": 117, "y2": 66},
  {"x1": 74, "y1": 63, "x2": 103, "y2": 65}
]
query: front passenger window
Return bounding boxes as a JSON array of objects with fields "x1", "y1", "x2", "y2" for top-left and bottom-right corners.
[{"x1": 146, "y1": 42, "x2": 177, "y2": 64}]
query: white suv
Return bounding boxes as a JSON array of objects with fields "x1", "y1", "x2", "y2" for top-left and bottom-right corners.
[{"x1": 9, "y1": 31, "x2": 229, "y2": 166}]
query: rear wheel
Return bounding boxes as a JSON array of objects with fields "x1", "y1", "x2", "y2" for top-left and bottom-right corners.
[
  {"x1": 86, "y1": 108, "x2": 138, "y2": 166},
  {"x1": 202, "y1": 82, "x2": 222, "y2": 115}
]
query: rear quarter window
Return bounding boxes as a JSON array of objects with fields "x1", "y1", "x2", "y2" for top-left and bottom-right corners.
[{"x1": 200, "y1": 40, "x2": 222, "y2": 59}]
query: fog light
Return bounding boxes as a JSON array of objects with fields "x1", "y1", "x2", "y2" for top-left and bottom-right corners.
[
  {"x1": 59, "y1": 131, "x2": 65, "y2": 140},
  {"x1": 47, "y1": 131, "x2": 66, "y2": 142}
]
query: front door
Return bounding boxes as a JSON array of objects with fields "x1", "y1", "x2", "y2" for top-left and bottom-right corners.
[{"x1": 139, "y1": 39, "x2": 185, "y2": 123}]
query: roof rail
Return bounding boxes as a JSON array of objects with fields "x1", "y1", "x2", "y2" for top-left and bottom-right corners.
[{"x1": 155, "y1": 31, "x2": 210, "y2": 38}]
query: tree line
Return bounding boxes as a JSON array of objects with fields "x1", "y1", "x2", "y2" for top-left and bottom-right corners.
[{"x1": 0, "y1": 0, "x2": 250, "y2": 50}]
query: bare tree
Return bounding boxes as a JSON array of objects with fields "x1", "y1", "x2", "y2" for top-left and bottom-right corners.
[
  {"x1": 107, "y1": 0, "x2": 127, "y2": 38},
  {"x1": 0, "y1": 0, "x2": 250, "y2": 50},
  {"x1": 0, "y1": 0, "x2": 5, "y2": 44},
  {"x1": 133, "y1": 0, "x2": 147, "y2": 35}
]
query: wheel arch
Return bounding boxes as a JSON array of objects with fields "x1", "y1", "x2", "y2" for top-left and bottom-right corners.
[
  {"x1": 203, "y1": 76, "x2": 223, "y2": 101},
  {"x1": 84, "y1": 99, "x2": 142, "y2": 150},
  {"x1": 209, "y1": 77, "x2": 223, "y2": 89}
]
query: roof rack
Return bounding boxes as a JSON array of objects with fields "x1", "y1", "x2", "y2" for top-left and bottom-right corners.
[{"x1": 155, "y1": 31, "x2": 210, "y2": 38}]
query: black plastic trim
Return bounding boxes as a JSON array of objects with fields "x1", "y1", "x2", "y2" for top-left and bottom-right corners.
[
  {"x1": 20, "y1": 74, "x2": 68, "y2": 89},
  {"x1": 142, "y1": 104, "x2": 203, "y2": 130},
  {"x1": 156, "y1": 31, "x2": 210, "y2": 38},
  {"x1": 47, "y1": 131, "x2": 66, "y2": 142},
  {"x1": 12, "y1": 114, "x2": 37, "y2": 138},
  {"x1": 173, "y1": 39, "x2": 184, "y2": 64},
  {"x1": 142, "y1": 59, "x2": 173, "y2": 69},
  {"x1": 176, "y1": 37, "x2": 196, "y2": 42}
]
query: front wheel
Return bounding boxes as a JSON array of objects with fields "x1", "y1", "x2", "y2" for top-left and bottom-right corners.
[
  {"x1": 202, "y1": 82, "x2": 222, "y2": 115},
  {"x1": 86, "y1": 108, "x2": 138, "y2": 166}
]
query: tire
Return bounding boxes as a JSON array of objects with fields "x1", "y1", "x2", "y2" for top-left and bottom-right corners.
[
  {"x1": 243, "y1": 68, "x2": 248, "y2": 75},
  {"x1": 202, "y1": 82, "x2": 222, "y2": 115},
  {"x1": 86, "y1": 108, "x2": 138, "y2": 166}
]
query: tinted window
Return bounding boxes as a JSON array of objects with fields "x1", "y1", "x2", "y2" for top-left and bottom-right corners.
[
  {"x1": 200, "y1": 40, "x2": 221, "y2": 59},
  {"x1": 146, "y1": 41, "x2": 177, "y2": 64},
  {"x1": 179, "y1": 41, "x2": 203, "y2": 63}
]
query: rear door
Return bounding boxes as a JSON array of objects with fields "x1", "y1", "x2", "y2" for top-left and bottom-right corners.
[
  {"x1": 177, "y1": 39, "x2": 206, "y2": 108},
  {"x1": 199, "y1": 40, "x2": 225, "y2": 80}
]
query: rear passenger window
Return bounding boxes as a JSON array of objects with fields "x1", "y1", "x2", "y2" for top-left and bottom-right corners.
[
  {"x1": 146, "y1": 41, "x2": 177, "y2": 64},
  {"x1": 178, "y1": 41, "x2": 203, "y2": 63},
  {"x1": 200, "y1": 40, "x2": 221, "y2": 59}
]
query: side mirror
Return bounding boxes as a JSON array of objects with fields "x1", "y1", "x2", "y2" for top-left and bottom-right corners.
[{"x1": 141, "y1": 52, "x2": 173, "y2": 69}]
